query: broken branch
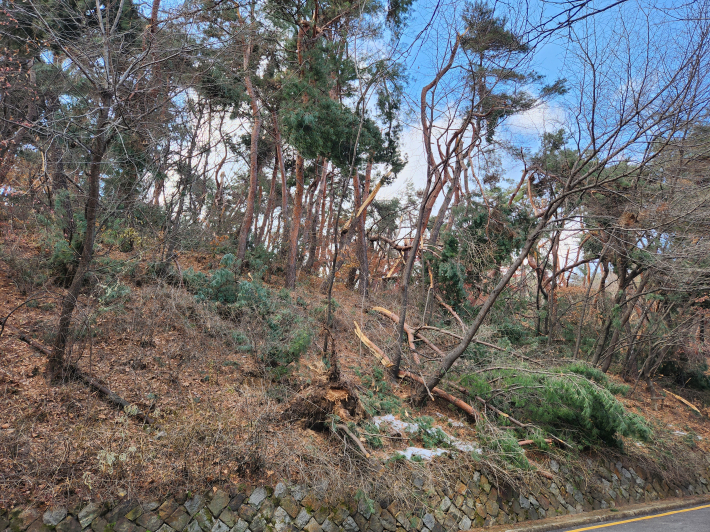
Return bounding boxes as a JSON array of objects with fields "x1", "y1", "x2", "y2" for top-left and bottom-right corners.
[{"x1": 12, "y1": 327, "x2": 154, "y2": 424}]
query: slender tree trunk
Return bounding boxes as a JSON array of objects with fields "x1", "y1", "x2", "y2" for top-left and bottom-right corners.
[
  {"x1": 257, "y1": 163, "x2": 278, "y2": 246},
  {"x1": 49, "y1": 95, "x2": 110, "y2": 381},
  {"x1": 236, "y1": 75, "x2": 262, "y2": 264},
  {"x1": 600, "y1": 274, "x2": 648, "y2": 373},
  {"x1": 353, "y1": 167, "x2": 368, "y2": 296},
  {"x1": 306, "y1": 162, "x2": 328, "y2": 272},
  {"x1": 285, "y1": 154, "x2": 304, "y2": 288},
  {"x1": 274, "y1": 119, "x2": 291, "y2": 260}
]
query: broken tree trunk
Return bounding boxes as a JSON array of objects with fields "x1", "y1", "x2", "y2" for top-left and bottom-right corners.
[{"x1": 353, "y1": 322, "x2": 479, "y2": 421}]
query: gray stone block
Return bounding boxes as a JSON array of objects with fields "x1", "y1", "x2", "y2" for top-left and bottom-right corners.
[
  {"x1": 238, "y1": 507, "x2": 256, "y2": 524},
  {"x1": 219, "y1": 509, "x2": 237, "y2": 529},
  {"x1": 137, "y1": 512, "x2": 164, "y2": 532},
  {"x1": 166, "y1": 510, "x2": 191, "y2": 532},
  {"x1": 295, "y1": 509, "x2": 312, "y2": 529},
  {"x1": 280, "y1": 498, "x2": 300, "y2": 520},
  {"x1": 303, "y1": 519, "x2": 322, "y2": 532},
  {"x1": 229, "y1": 496, "x2": 246, "y2": 513},
  {"x1": 291, "y1": 487, "x2": 306, "y2": 502},
  {"x1": 157, "y1": 525, "x2": 175, "y2": 532},
  {"x1": 92, "y1": 517, "x2": 112, "y2": 532},
  {"x1": 44, "y1": 508, "x2": 68, "y2": 527},
  {"x1": 185, "y1": 520, "x2": 202, "y2": 532},
  {"x1": 158, "y1": 501, "x2": 179, "y2": 522},
  {"x1": 249, "y1": 517, "x2": 265, "y2": 532},
  {"x1": 185, "y1": 497, "x2": 205, "y2": 518},
  {"x1": 274, "y1": 484, "x2": 289, "y2": 499},
  {"x1": 273, "y1": 507, "x2": 292, "y2": 532},
  {"x1": 321, "y1": 519, "x2": 338, "y2": 532},
  {"x1": 126, "y1": 507, "x2": 145, "y2": 522},
  {"x1": 212, "y1": 521, "x2": 230, "y2": 532},
  {"x1": 114, "y1": 518, "x2": 137, "y2": 532},
  {"x1": 341, "y1": 517, "x2": 358, "y2": 532},
  {"x1": 209, "y1": 493, "x2": 231, "y2": 517},
  {"x1": 230, "y1": 519, "x2": 249, "y2": 532},
  {"x1": 194, "y1": 509, "x2": 214, "y2": 532},
  {"x1": 248, "y1": 489, "x2": 268, "y2": 508}
]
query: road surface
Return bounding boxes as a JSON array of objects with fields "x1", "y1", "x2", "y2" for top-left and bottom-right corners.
[{"x1": 553, "y1": 503, "x2": 710, "y2": 531}]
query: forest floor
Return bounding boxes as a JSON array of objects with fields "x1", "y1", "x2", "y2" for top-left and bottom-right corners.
[{"x1": 1, "y1": 219, "x2": 710, "y2": 511}]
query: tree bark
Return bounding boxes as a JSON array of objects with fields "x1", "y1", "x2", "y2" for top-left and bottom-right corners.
[
  {"x1": 236, "y1": 74, "x2": 262, "y2": 264},
  {"x1": 285, "y1": 154, "x2": 304, "y2": 288},
  {"x1": 49, "y1": 94, "x2": 111, "y2": 381}
]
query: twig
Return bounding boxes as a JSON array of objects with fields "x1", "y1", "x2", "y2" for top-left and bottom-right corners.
[{"x1": 434, "y1": 293, "x2": 465, "y2": 333}]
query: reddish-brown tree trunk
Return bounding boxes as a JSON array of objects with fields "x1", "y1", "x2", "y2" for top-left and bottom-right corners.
[
  {"x1": 285, "y1": 154, "x2": 304, "y2": 288},
  {"x1": 236, "y1": 74, "x2": 262, "y2": 264}
]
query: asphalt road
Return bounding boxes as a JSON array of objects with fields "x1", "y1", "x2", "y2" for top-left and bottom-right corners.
[{"x1": 553, "y1": 503, "x2": 710, "y2": 531}]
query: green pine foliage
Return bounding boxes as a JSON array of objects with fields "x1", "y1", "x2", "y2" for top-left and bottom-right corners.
[
  {"x1": 181, "y1": 255, "x2": 313, "y2": 377},
  {"x1": 460, "y1": 363, "x2": 649, "y2": 447},
  {"x1": 432, "y1": 197, "x2": 533, "y2": 311}
]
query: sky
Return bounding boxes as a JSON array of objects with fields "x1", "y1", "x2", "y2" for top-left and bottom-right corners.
[{"x1": 376, "y1": 0, "x2": 571, "y2": 200}]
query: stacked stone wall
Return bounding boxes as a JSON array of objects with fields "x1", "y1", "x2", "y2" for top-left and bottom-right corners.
[{"x1": 3, "y1": 455, "x2": 710, "y2": 532}]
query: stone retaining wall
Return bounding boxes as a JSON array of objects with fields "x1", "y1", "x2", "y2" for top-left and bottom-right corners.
[{"x1": 4, "y1": 455, "x2": 710, "y2": 532}]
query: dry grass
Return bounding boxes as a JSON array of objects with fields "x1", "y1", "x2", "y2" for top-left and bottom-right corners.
[{"x1": 1, "y1": 217, "x2": 709, "y2": 513}]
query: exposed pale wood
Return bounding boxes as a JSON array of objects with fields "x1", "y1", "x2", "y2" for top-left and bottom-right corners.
[
  {"x1": 663, "y1": 388, "x2": 702, "y2": 414},
  {"x1": 353, "y1": 323, "x2": 479, "y2": 421},
  {"x1": 353, "y1": 321, "x2": 393, "y2": 368},
  {"x1": 369, "y1": 307, "x2": 423, "y2": 363},
  {"x1": 518, "y1": 439, "x2": 553, "y2": 446},
  {"x1": 341, "y1": 174, "x2": 388, "y2": 234},
  {"x1": 335, "y1": 423, "x2": 370, "y2": 458}
]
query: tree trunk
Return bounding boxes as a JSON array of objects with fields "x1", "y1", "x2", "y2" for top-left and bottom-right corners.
[
  {"x1": 274, "y1": 119, "x2": 291, "y2": 261},
  {"x1": 236, "y1": 75, "x2": 262, "y2": 264},
  {"x1": 257, "y1": 163, "x2": 279, "y2": 247},
  {"x1": 415, "y1": 213, "x2": 550, "y2": 402},
  {"x1": 600, "y1": 274, "x2": 648, "y2": 373},
  {"x1": 285, "y1": 154, "x2": 304, "y2": 288},
  {"x1": 49, "y1": 95, "x2": 110, "y2": 381}
]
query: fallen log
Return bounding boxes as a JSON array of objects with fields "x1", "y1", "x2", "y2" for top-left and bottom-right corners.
[
  {"x1": 663, "y1": 388, "x2": 702, "y2": 415},
  {"x1": 353, "y1": 322, "x2": 479, "y2": 422},
  {"x1": 444, "y1": 381, "x2": 529, "y2": 429},
  {"x1": 517, "y1": 439, "x2": 553, "y2": 446},
  {"x1": 12, "y1": 327, "x2": 154, "y2": 424},
  {"x1": 335, "y1": 423, "x2": 370, "y2": 458}
]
